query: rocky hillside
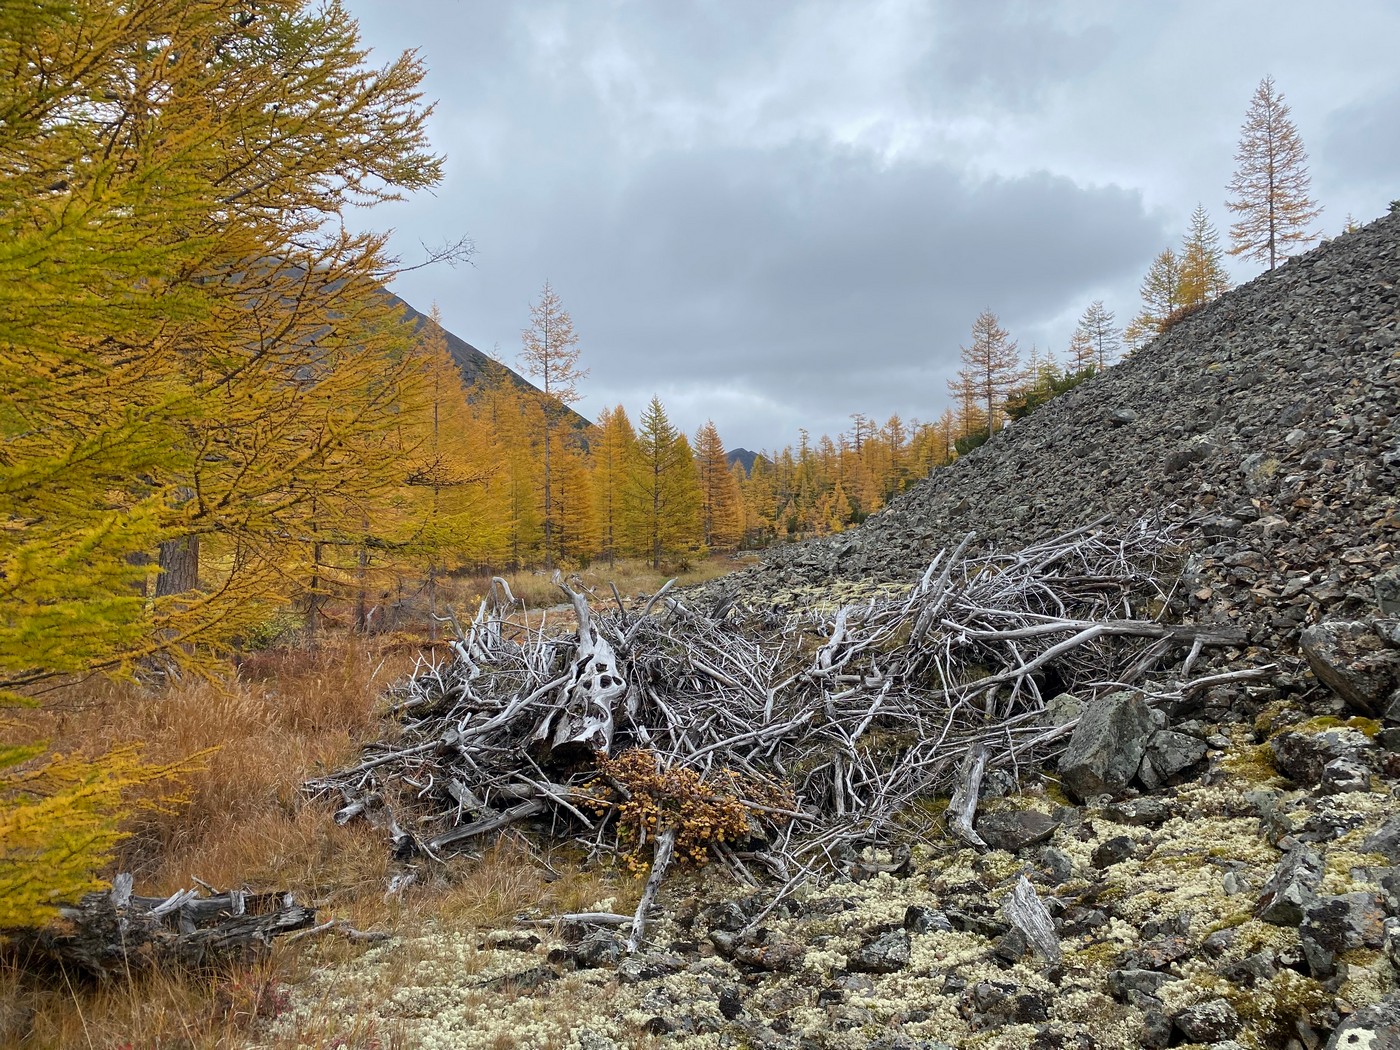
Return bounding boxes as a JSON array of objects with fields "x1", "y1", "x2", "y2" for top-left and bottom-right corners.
[
  {"x1": 276, "y1": 215, "x2": 1400, "y2": 1050},
  {"x1": 741, "y1": 211, "x2": 1398, "y2": 680}
]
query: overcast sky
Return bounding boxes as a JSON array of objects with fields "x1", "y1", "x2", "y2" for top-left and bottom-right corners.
[{"x1": 342, "y1": 0, "x2": 1400, "y2": 453}]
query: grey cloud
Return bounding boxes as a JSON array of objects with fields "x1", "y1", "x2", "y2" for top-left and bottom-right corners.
[
  {"x1": 915, "y1": 3, "x2": 1119, "y2": 111},
  {"x1": 1320, "y1": 85, "x2": 1400, "y2": 190},
  {"x1": 343, "y1": 0, "x2": 1394, "y2": 450}
]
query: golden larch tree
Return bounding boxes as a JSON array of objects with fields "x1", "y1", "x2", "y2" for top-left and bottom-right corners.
[
  {"x1": 632, "y1": 397, "x2": 702, "y2": 567},
  {"x1": 1226, "y1": 75, "x2": 1321, "y2": 269},
  {"x1": 591, "y1": 406, "x2": 643, "y2": 565},
  {"x1": 1178, "y1": 204, "x2": 1232, "y2": 307},
  {"x1": 1, "y1": 0, "x2": 447, "y2": 926},
  {"x1": 518, "y1": 282, "x2": 587, "y2": 570},
  {"x1": 1125, "y1": 248, "x2": 1181, "y2": 351},
  {"x1": 693, "y1": 421, "x2": 742, "y2": 550},
  {"x1": 1072, "y1": 301, "x2": 1120, "y2": 371},
  {"x1": 951, "y1": 310, "x2": 1019, "y2": 440}
]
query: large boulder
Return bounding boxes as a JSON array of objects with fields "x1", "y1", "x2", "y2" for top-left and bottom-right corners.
[
  {"x1": 1300, "y1": 619, "x2": 1400, "y2": 716},
  {"x1": 1057, "y1": 691, "x2": 1158, "y2": 801}
]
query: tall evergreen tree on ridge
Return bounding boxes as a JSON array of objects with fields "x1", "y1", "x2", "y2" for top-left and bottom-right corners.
[
  {"x1": 1226, "y1": 75, "x2": 1321, "y2": 269},
  {"x1": 950, "y1": 310, "x2": 1019, "y2": 440},
  {"x1": 1071, "y1": 301, "x2": 1121, "y2": 371},
  {"x1": 1179, "y1": 203, "x2": 1232, "y2": 308}
]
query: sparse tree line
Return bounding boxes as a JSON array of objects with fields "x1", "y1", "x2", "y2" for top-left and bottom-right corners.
[{"x1": 937, "y1": 74, "x2": 1329, "y2": 451}]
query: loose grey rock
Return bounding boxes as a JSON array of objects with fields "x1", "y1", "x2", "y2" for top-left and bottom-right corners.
[
  {"x1": 904, "y1": 905, "x2": 953, "y2": 933},
  {"x1": 1058, "y1": 691, "x2": 1158, "y2": 801},
  {"x1": 730, "y1": 939, "x2": 807, "y2": 973},
  {"x1": 1137, "y1": 729, "x2": 1208, "y2": 790},
  {"x1": 1034, "y1": 846, "x2": 1075, "y2": 887},
  {"x1": 976, "y1": 809, "x2": 1057, "y2": 853},
  {"x1": 1107, "y1": 968, "x2": 1175, "y2": 1002},
  {"x1": 1173, "y1": 998, "x2": 1242, "y2": 1042},
  {"x1": 1367, "y1": 817, "x2": 1400, "y2": 863},
  {"x1": 1301, "y1": 620, "x2": 1400, "y2": 715},
  {"x1": 571, "y1": 929, "x2": 623, "y2": 969},
  {"x1": 1319, "y1": 756, "x2": 1373, "y2": 794},
  {"x1": 1376, "y1": 567, "x2": 1400, "y2": 617},
  {"x1": 1044, "y1": 691, "x2": 1085, "y2": 727},
  {"x1": 847, "y1": 929, "x2": 911, "y2": 974},
  {"x1": 1325, "y1": 991, "x2": 1400, "y2": 1048},
  {"x1": 1107, "y1": 797, "x2": 1172, "y2": 826},
  {"x1": 1092, "y1": 834, "x2": 1136, "y2": 868},
  {"x1": 1256, "y1": 847, "x2": 1325, "y2": 925},
  {"x1": 1271, "y1": 726, "x2": 1374, "y2": 785},
  {"x1": 1301, "y1": 891, "x2": 1387, "y2": 977},
  {"x1": 570, "y1": 1029, "x2": 623, "y2": 1050}
]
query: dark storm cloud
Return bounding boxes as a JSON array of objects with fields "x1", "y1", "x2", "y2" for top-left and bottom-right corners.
[
  {"x1": 563, "y1": 144, "x2": 1157, "y2": 380},
  {"x1": 417, "y1": 140, "x2": 1161, "y2": 443}
]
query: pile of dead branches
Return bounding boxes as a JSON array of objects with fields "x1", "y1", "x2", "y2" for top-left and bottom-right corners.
[{"x1": 309, "y1": 520, "x2": 1246, "y2": 941}]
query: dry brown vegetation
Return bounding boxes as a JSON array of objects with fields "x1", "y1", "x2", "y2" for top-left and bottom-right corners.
[{"x1": 3, "y1": 557, "x2": 740, "y2": 1049}]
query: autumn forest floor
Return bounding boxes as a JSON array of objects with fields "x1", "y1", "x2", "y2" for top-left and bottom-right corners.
[{"x1": 1, "y1": 555, "x2": 747, "y2": 1050}]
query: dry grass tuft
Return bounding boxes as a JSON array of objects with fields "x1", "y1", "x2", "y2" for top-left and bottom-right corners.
[{"x1": 440, "y1": 553, "x2": 748, "y2": 615}]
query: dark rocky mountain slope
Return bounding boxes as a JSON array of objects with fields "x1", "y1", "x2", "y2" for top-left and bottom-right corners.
[
  {"x1": 736, "y1": 211, "x2": 1399, "y2": 687},
  {"x1": 387, "y1": 290, "x2": 594, "y2": 428}
]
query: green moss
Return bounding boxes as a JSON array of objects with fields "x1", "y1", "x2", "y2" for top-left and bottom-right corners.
[
  {"x1": 1063, "y1": 939, "x2": 1123, "y2": 969},
  {"x1": 1219, "y1": 743, "x2": 1283, "y2": 784},
  {"x1": 1202, "y1": 909, "x2": 1254, "y2": 936},
  {"x1": 1291, "y1": 715, "x2": 1381, "y2": 738}
]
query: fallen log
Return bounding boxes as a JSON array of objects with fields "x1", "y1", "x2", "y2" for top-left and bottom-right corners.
[{"x1": 4, "y1": 875, "x2": 316, "y2": 976}]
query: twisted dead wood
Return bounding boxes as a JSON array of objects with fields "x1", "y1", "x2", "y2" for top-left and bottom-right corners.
[{"x1": 308, "y1": 519, "x2": 1245, "y2": 946}]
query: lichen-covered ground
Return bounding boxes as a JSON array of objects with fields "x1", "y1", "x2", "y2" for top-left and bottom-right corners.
[{"x1": 262, "y1": 723, "x2": 1400, "y2": 1049}]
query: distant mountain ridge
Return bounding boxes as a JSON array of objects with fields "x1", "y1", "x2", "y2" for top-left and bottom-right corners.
[{"x1": 727, "y1": 447, "x2": 762, "y2": 475}]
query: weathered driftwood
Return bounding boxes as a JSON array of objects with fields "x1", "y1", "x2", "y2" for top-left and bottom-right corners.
[
  {"x1": 946, "y1": 744, "x2": 989, "y2": 849},
  {"x1": 309, "y1": 519, "x2": 1247, "y2": 948},
  {"x1": 1004, "y1": 875, "x2": 1062, "y2": 968},
  {"x1": 5, "y1": 874, "x2": 316, "y2": 975},
  {"x1": 626, "y1": 826, "x2": 677, "y2": 954}
]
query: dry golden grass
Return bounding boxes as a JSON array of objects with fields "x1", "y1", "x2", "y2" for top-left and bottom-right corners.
[
  {"x1": 3, "y1": 554, "x2": 742, "y2": 1047},
  {"x1": 442, "y1": 552, "x2": 750, "y2": 613}
]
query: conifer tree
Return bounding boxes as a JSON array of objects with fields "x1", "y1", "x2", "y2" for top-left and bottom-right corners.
[
  {"x1": 1178, "y1": 204, "x2": 1232, "y2": 307},
  {"x1": 1071, "y1": 301, "x2": 1121, "y2": 371},
  {"x1": 951, "y1": 310, "x2": 1019, "y2": 439},
  {"x1": 591, "y1": 406, "x2": 641, "y2": 565},
  {"x1": 519, "y1": 282, "x2": 586, "y2": 569},
  {"x1": 693, "y1": 421, "x2": 742, "y2": 550},
  {"x1": 1125, "y1": 248, "x2": 1181, "y2": 350},
  {"x1": 633, "y1": 397, "x2": 702, "y2": 567},
  {"x1": 1, "y1": 0, "x2": 447, "y2": 685},
  {"x1": 1226, "y1": 75, "x2": 1321, "y2": 269}
]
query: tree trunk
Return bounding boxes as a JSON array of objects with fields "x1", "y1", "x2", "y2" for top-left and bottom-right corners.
[{"x1": 154, "y1": 535, "x2": 199, "y2": 597}]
